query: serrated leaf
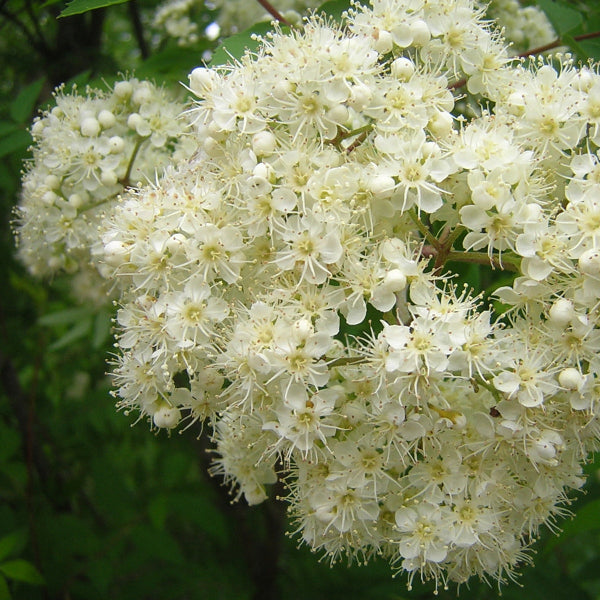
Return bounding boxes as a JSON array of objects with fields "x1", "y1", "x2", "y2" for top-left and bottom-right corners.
[
  {"x1": 0, "y1": 560, "x2": 44, "y2": 585},
  {"x1": 0, "y1": 575, "x2": 10, "y2": 600},
  {"x1": 0, "y1": 531, "x2": 27, "y2": 563},
  {"x1": 38, "y1": 306, "x2": 91, "y2": 327},
  {"x1": 0, "y1": 130, "x2": 31, "y2": 159},
  {"x1": 209, "y1": 21, "x2": 281, "y2": 67},
  {"x1": 48, "y1": 318, "x2": 92, "y2": 351},
  {"x1": 59, "y1": 0, "x2": 127, "y2": 17},
  {"x1": 9, "y1": 79, "x2": 45, "y2": 124},
  {"x1": 536, "y1": 0, "x2": 583, "y2": 36}
]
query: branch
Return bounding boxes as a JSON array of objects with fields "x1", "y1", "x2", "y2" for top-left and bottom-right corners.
[
  {"x1": 450, "y1": 30, "x2": 600, "y2": 90},
  {"x1": 255, "y1": 0, "x2": 290, "y2": 25},
  {"x1": 0, "y1": 6, "x2": 47, "y2": 54},
  {"x1": 519, "y1": 29, "x2": 600, "y2": 59},
  {"x1": 128, "y1": 0, "x2": 149, "y2": 60}
]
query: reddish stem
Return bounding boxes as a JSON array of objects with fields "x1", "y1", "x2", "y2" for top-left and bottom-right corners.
[
  {"x1": 450, "y1": 29, "x2": 600, "y2": 90},
  {"x1": 255, "y1": 0, "x2": 290, "y2": 25}
]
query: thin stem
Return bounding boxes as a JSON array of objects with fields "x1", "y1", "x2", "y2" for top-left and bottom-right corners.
[
  {"x1": 450, "y1": 29, "x2": 600, "y2": 90},
  {"x1": 519, "y1": 29, "x2": 600, "y2": 59},
  {"x1": 473, "y1": 375, "x2": 503, "y2": 403},
  {"x1": 409, "y1": 210, "x2": 441, "y2": 249},
  {"x1": 327, "y1": 356, "x2": 366, "y2": 368},
  {"x1": 120, "y1": 136, "x2": 148, "y2": 188},
  {"x1": 255, "y1": 0, "x2": 290, "y2": 25},
  {"x1": 24, "y1": 0, "x2": 50, "y2": 53},
  {"x1": 346, "y1": 130, "x2": 369, "y2": 153},
  {"x1": 329, "y1": 123, "x2": 373, "y2": 148},
  {"x1": 128, "y1": 0, "x2": 149, "y2": 60},
  {"x1": 446, "y1": 250, "x2": 521, "y2": 272}
]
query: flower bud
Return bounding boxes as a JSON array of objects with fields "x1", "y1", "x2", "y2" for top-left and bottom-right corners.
[
  {"x1": 80, "y1": 117, "x2": 100, "y2": 137},
  {"x1": 153, "y1": 404, "x2": 181, "y2": 429},
  {"x1": 42, "y1": 190, "x2": 57, "y2": 206},
  {"x1": 348, "y1": 83, "x2": 372, "y2": 109},
  {"x1": 374, "y1": 30, "x2": 393, "y2": 54},
  {"x1": 327, "y1": 104, "x2": 349, "y2": 126},
  {"x1": 113, "y1": 80, "x2": 133, "y2": 99},
  {"x1": 108, "y1": 135, "x2": 125, "y2": 153},
  {"x1": 548, "y1": 298, "x2": 574, "y2": 326},
  {"x1": 391, "y1": 57, "x2": 415, "y2": 80},
  {"x1": 189, "y1": 67, "x2": 216, "y2": 95},
  {"x1": 384, "y1": 269, "x2": 407, "y2": 291},
  {"x1": 558, "y1": 367, "x2": 584, "y2": 391},
  {"x1": 428, "y1": 111, "x2": 453, "y2": 137},
  {"x1": 103, "y1": 240, "x2": 130, "y2": 266},
  {"x1": 410, "y1": 20, "x2": 430, "y2": 46},
  {"x1": 98, "y1": 109, "x2": 116, "y2": 128},
  {"x1": 578, "y1": 248, "x2": 600, "y2": 276},
  {"x1": 133, "y1": 85, "x2": 152, "y2": 105},
  {"x1": 101, "y1": 170, "x2": 118, "y2": 186},
  {"x1": 68, "y1": 193, "x2": 84, "y2": 209},
  {"x1": 252, "y1": 131, "x2": 276, "y2": 156},
  {"x1": 370, "y1": 175, "x2": 395, "y2": 198}
]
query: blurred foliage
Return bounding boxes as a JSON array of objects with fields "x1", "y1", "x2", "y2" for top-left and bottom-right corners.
[{"x1": 1, "y1": 1, "x2": 600, "y2": 599}]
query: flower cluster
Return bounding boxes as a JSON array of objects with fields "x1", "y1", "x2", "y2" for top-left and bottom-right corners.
[
  {"x1": 14, "y1": 78, "x2": 193, "y2": 299},
  {"x1": 487, "y1": 0, "x2": 555, "y2": 53},
  {"x1": 95, "y1": 0, "x2": 600, "y2": 589},
  {"x1": 152, "y1": 0, "x2": 316, "y2": 46},
  {"x1": 152, "y1": 0, "x2": 204, "y2": 47}
]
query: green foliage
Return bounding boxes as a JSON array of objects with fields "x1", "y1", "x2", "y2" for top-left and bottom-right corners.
[
  {"x1": 59, "y1": 0, "x2": 128, "y2": 17},
  {"x1": 209, "y1": 21, "x2": 285, "y2": 66},
  {"x1": 1, "y1": 1, "x2": 600, "y2": 599},
  {"x1": 537, "y1": 0, "x2": 600, "y2": 61}
]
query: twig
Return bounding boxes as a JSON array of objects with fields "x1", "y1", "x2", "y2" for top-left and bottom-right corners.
[
  {"x1": 256, "y1": 0, "x2": 290, "y2": 25},
  {"x1": 450, "y1": 29, "x2": 600, "y2": 90},
  {"x1": 128, "y1": 0, "x2": 149, "y2": 60}
]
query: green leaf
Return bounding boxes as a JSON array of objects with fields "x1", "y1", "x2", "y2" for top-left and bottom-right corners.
[
  {"x1": 0, "y1": 531, "x2": 27, "y2": 563},
  {"x1": 0, "y1": 560, "x2": 44, "y2": 585},
  {"x1": 317, "y1": 0, "x2": 353, "y2": 23},
  {"x1": 544, "y1": 498, "x2": 600, "y2": 553},
  {"x1": 0, "y1": 130, "x2": 31, "y2": 159},
  {"x1": 0, "y1": 575, "x2": 10, "y2": 600},
  {"x1": 136, "y1": 47, "x2": 207, "y2": 84},
  {"x1": 579, "y1": 38, "x2": 600, "y2": 62},
  {"x1": 210, "y1": 21, "x2": 285, "y2": 67},
  {"x1": 536, "y1": 0, "x2": 583, "y2": 36},
  {"x1": 38, "y1": 306, "x2": 91, "y2": 327},
  {"x1": 9, "y1": 79, "x2": 45, "y2": 124},
  {"x1": 48, "y1": 318, "x2": 92, "y2": 351},
  {"x1": 59, "y1": 0, "x2": 127, "y2": 17},
  {"x1": 168, "y1": 492, "x2": 228, "y2": 545},
  {"x1": 0, "y1": 122, "x2": 19, "y2": 138},
  {"x1": 562, "y1": 33, "x2": 589, "y2": 60},
  {"x1": 92, "y1": 311, "x2": 112, "y2": 349},
  {"x1": 148, "y1": 495, "x2": 168, "y2": 530}
]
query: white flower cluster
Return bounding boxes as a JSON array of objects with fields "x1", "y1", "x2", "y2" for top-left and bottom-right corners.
[
  {"x1": 151, "y1": 0, "x2": 553, "y2": 50},
  {"x1": 487, "y1": 0, "x2": 555, "y2": 53},
  {"x1": 152, "y1": 0, "x2": 319, "y2": 46},
  {"x1": 36, "y1": 0, "x2": 600, "y2": 590},
  {"x1": 152, "y1": 0, "x2": 203, "y2": 47},
  {"x1": 14, "y1": 78, "x2": 193, "y2": 297}
]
